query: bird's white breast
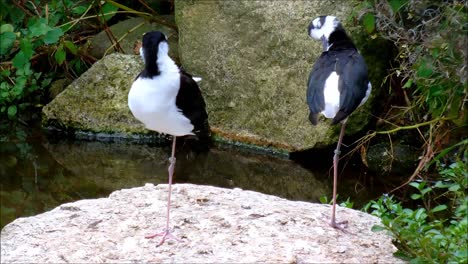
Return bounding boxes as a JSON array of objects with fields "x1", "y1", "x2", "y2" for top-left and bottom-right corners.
[
  {"x1": 128, "y1": 72, "x2": 194, "y2": 136},
  {"x1": 322, "y1": 71, "x2": 340, "y2": 119}
]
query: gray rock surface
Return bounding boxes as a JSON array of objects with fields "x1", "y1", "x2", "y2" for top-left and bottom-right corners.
[
  {"x1": 42, "y1": 2, "x2": 390, "y2": 153},
  {"x1": 1, "y1": 184, "x2": 402, "y2": 263},
  {"x1": 42, "y1": 53, "x2": 146, "y2": 135},
  {"x1": 175, "y1": 0, "x2": 389, "y2": 150}
]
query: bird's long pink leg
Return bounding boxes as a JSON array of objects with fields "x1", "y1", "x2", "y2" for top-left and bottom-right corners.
[
  {"x1": 146, "y1": 136, "x2": 182, "y2": 245},
  {"x1": 331, "y1": 120, "x2": 349, "y2": 230}
]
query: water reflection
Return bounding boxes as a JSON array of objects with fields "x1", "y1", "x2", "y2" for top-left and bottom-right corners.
[{"x1": 0, "y1": 136, "x2": 387, "y2": 229}]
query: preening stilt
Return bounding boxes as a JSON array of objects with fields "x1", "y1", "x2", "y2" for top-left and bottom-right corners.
[
  {"x1": 128, "y1": 31, "x2": 210, "y2": 245},
  {"x1": 306, "y1": 16, "x2": 371, "y2": 230}
]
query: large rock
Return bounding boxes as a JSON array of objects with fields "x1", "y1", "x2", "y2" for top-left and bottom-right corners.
[
  {"x1": 43, "y1": 2, "x2": 390, "y2": 152},
  {"x1": 175, "y1": 0, "x2": 389, "y2": 151},
  {"x1": 0, "y1": 184, "x2": 402, "y2": 263},
  {"x1": 42, "y1": 53, "x2": 146, "y2": 135}
]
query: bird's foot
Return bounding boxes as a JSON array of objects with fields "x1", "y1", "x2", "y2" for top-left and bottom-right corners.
[
  {"x1": 330, "y1": 220, "x2": 353, "y2": 234},
  {"x1": 145, "y1": 228, "x2": 181, "y2": 246}
]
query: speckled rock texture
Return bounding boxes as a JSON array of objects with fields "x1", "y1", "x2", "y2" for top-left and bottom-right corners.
[
  {"x1": 42, "y1": 53, "x2": 146, "y2": 134},
  {"x1": 0, "y1": 184, "x2": 403, "y2": 263},
  {"x1": 175, "y1": 0, "x2": 389, "y2": 150}
]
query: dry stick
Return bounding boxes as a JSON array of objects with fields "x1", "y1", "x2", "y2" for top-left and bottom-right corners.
[
  {"x1": 104, "y1": 0, "x2": 178, "y2": 31},
  {"x1": 11, "y1": 0, "x2": 34, "y2": 16},
  {"x1": 103, "y1": 22, "x2": 146, "y2": 57},
  {"x1": 342, "y1": 117, "x2": 452, "y2": 192},
  {"x1": 390, "y1": 139, "x2": 434, "y2": 193},
  {"x1": 98, "y1": 2, "x2": 124, "y2": 54},
  {"x1": 137, "y1": 0, "x2": 157, "y2": 14}
]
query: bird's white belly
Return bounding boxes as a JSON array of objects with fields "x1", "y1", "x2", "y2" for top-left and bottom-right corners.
[
  {"x1": 128, "y1": 75, "x2": 194, "y2": 136},
  {"x1": 359, "y1": 82, "x2": 372, "y2": 107},
  {"x1": 322, "y1": 71, "x2": 340, "y2": 119}
]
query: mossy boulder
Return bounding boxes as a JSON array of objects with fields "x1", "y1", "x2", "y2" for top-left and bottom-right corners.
[
  {"x1": 42, "y1": 53, "x2": 146, "y2": 135},
  {"x1": 175, "y1": 0, "x2": 389, "y2": 151},
  {"x1": 43, "y1": 2, "x2": 391, "y2": 153}
]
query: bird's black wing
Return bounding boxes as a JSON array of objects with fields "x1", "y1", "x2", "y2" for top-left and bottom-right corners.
[
  {"x1": 307, "y1": 53, "x2": 335, "y2": 125},
  {"x1": 176, "y1": 71, "x2": 211, "y2": 146},
  {"x1": 333, "y1": 50, "x2": 369, "y2": 124}
]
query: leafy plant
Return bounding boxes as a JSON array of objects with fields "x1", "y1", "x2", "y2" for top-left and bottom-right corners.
[
  {"x1": 320, "y1": 195, "x2": 354, "y2": 209},
  {"x1": 365, "y1": 161, "x2": 467, "y2": 263},
  {"x1": 0, "y1": 0, "x2": 121, "y2": 120},
  {"x1": 349, "y1": 0, "x2": 466, "y2": 184}
]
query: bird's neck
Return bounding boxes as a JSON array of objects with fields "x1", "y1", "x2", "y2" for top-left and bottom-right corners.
[
  {"x1": 156, "y1": 54, "x2": 179, "y2": 75},
  {"x1": 327, "y1": 30, "x2": 357, "y2": 50},
  {"x1": 144, "y1": 54, "x2": 179, "y2": 77}
]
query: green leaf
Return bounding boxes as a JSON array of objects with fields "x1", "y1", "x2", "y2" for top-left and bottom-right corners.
[
  {"x1": 13, "y1": 76, "x2": 26, "y2": 96},
  {"x1": 44, "y1": 28, "x2": 63, "y2": 44},
  {"x1": 7, "y1": 105, "x2": 17, "y2": 118},
  {"x1": 449, "y1": 184, "x2": 460, "y2": 192},
  {"x1": 319, "y1": 195, "x2": 328, "y2": 204},
  {"x1": 371, "y1": 225, "x2": 386, "y2": 232},
  {"x1": 402, "y1": 79, "x2": 413, "y2": 89},
  {"x1": 417, "y1": 63, "x2": 433, "y2": 78},
  {"x1": 19, "y1": 38, "x2": 34, "y2": 58},
  {"x1": 54, "y1": 45, "x2": 66, "y2": 65},
  {"x1": 414, "y1": 208, "x2": 427, "y2": 221},
  {"x1": 421, "y1": 187, "x2": 432, "y2": 196},
  {"x1": 409, "y1": 182, "x2": 422, "y2": 190},
  {"x1": 0, "y1": 24, "x2": 14, "y2": 33},
  {"x1": 434, "y1": 181, "x2": 450, "y2": 188},
  {"x1": 29, "y1": 18, "x2": 52, "y2": 37},
  {"x1": 0, "y1": 32, "x2": 16, "y2": 55},
  {"x1": 72, "y1": 5, "x2": 88, "y2": 15},
  {"x1": 389, "y1": 0, "x2": 408, "y2": 13},
  {"x1": 1, "y1": 69, "x2": 11, "y2": 77},
  {"x1": 64, "y1": 40, "x2": 77, "y2": 55},
  {"x1": 99, "y1": 2, "x2": 119, "y2": 22},
  {"x1": 12, "y1": 51, "x2": 28, "y2": 69},
  {"x1": 431, "y1": 204, "x2": 447, "y2": 213},
  {"x1": 411, "y1": 193, "x2": 422, "y2": 200},
  {"x1": 363, "y1": 13, "x2": 375, "y2": 33}
]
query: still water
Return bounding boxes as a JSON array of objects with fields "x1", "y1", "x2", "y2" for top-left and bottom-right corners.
[{"x1": 0, "y1": 132, "x2": 391, "y2": 229}]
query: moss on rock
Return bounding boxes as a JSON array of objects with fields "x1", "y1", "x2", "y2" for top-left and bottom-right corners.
[
  {"x1": 42, "y1": 53, "x2": 147, "y2": 135},
  {"x1": 175, "y1": 0, "x2": 388, "y2": 151}
]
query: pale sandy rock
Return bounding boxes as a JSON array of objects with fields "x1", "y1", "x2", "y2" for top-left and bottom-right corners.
[{"x1": 1, "y1": 184, "x2": 403, "y2": 263}]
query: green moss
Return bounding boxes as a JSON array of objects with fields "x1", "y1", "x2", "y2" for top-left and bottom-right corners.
[
  {"x1": 42, "y1": 53, "x2": 148, "y2": 135},
  {"x1": 175, "y1": 0, "x2": 389, "y2": 151}
]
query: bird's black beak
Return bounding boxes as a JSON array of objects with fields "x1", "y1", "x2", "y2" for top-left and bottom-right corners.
[{"x1": 320, "y1": 35, "x2": 328, "y2": 51}]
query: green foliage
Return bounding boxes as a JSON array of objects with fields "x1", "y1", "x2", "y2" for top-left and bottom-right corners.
[
  {"x1": 319, "y1": 195, "x2": 354, "y2": 209},
  {"x1": 351, "y1": 3, "x2": 467, "y2": 261},
  {"x1": 365, "y1": 161, "x2": 468, "y2": 263},
  {"x1": 357, "y1": 0, "x2": 466, "y2": 123},
  {"x1": 0, "y1": 0, "x2": 122, "y2": 120}
]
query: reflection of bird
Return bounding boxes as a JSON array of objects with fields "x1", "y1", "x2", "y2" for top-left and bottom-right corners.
[
  {"x1": 128, "y1": 31, "x2": 210, "y2": 245},
  {"x1": 306, "y1": 16, "x2": 371, "y2": 230}
]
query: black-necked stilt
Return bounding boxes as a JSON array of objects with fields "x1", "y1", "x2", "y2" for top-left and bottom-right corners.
[
  {"x1": 306, "y1": 16, "x2": 371, "y2": 230},
  {"x1": 128, "y1": 31, "x2": 210, "y2": 245}
]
